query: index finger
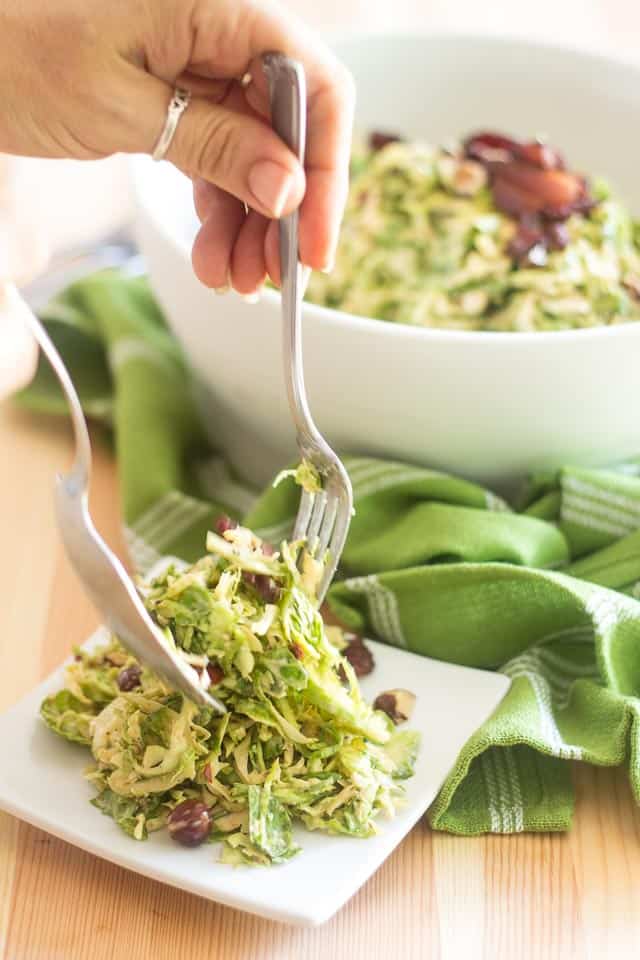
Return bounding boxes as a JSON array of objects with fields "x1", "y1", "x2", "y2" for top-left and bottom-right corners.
[{"x1": 190, "y1": 0, "x2": 355, "y2": 270}]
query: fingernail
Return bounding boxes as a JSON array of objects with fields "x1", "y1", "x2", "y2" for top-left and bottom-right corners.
[
  {"x1": 320, "y1": 259, "x2": 335, "y2": 275},
  {"x1": 248, "y1": 161, "x2": 297, "y2": 217},
  {"x1": 214, "y1": 269, "x2": 231, "y2": 294},
  {"x1": 241, "y1": 287, "x2": 262, "y2": 304},
  {"x1": 300, "y1": 265, "x2": 311, "y2": 295}
]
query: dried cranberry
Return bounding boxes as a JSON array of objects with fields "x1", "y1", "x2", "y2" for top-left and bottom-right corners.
[
  {"x1": 167, "y1": 800, "x2": 211, "y2": 847},
  {"x1": 492, "y1": 163, "x2": 583, "y2": 218},
  {"x1": 542, "y1": 191, "x2": 595, "y2": 221},
  {"x1": 573, "y1": 186, "x2": 597, "y2": 215},
  {"x1": 206, "y1": 663, "x2": 224, "y2": 686},
  {"x1": 464, "y1": 132, "x2": 520, "y2": 165},
  {"x1": 117, "y1": 665, "x2": 142, "y2": 692},
  {"x1": 291, "y1": 643, "x2": 304, "y2": 661},
  {"x1": 515, "y1": 140, "x2": 564, "y2": 170},
  {"x1": 491, "y1": 173, "x2": 534, "y2": 217},
  {"x1": 544, "y1": 181, "x2": 595, "y2": 219},
  {"x1": 257, "y1": 575, "x2": 280, "y2": 602},
  {"x1": 342, "y1": 635, "x2": 375, "y2": 677},
  {"x1": 508, "y1": 219, "x2": 545, "y2": 263},
  {"x1": 545, "y1": 221, "x2": 570, "y2": 251},
  {"x1": 464, "y1": 130, "x2": 597, "y2": 231},
  {"x1": 243, "y1": 572, "x2": 280, "y2": 603},
  {"x1": 215, "y1": 515, "x2": 237, "y2": 535},
  {"x1": 369, "y1": 131, "x2": 402, "y2": 152}
]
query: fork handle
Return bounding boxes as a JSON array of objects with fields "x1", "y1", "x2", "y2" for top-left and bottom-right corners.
[
  {"x1": 264, "y1": 53, "x2": 306, "y2": 167},
  {"x1": 263, "y1": 53, "x2": 316, "y2": 449}
]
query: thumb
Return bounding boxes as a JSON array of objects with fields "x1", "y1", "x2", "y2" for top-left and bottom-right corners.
[{"x1": 141, "y1": 77, "x2": 306, "y2": 218}]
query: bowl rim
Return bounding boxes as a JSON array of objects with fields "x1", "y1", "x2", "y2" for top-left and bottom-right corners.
[{"x1": 131, "y1": 29, "x2": 640, "y2": 349}]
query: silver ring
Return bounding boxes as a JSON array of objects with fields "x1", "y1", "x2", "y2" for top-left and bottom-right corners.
[{"x1": 152, "y1": 87, "x2": 191, "y2": 162}]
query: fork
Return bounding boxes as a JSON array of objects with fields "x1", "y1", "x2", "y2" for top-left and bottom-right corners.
[
  {"x1": 265, "y1": 53, "x2": 354, "y2": 603},
  {"x1": 2, "y1": 282, "x2": 225, "y2": 712}
]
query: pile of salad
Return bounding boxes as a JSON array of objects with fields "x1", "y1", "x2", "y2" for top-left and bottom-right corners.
[
  {"x1": 41, "y1": 521, "x2": 418, "y2": 866},
  {"x1": 306, "y1": 130, "x2": 640, "y2": 332}
]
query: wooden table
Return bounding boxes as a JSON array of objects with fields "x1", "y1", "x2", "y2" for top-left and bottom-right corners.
[{"x1": 1, "y1": 402, "x2": 640, "y2": 959}]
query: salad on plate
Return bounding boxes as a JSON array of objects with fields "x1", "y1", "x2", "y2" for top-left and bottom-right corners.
[{"x1": 41, "y1": 521, "x2": 419, "y2": 866}]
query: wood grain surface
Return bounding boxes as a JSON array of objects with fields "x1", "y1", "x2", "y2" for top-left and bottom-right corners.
[{"x1": 1, "y1": 403, "x2": 640, "y2": 960}]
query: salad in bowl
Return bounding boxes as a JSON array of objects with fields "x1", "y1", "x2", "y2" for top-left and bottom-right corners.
[
  {"x1": 132, "y1": 35, "x2": 640, "y2": 487},
  {"x1": 307, "y1": 130, "x2": 640, "y2": 333}
]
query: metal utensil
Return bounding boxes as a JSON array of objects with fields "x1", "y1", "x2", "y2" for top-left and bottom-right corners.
[
  {"x1": 264, "y1": 53, "x2": 353, "y2": 603},
  {"x1": 21, "y1": 230, "x2": 144, "y2": 312},
  {"x1": 3, "y1": 282, "x2": 224, "y2": 712}
]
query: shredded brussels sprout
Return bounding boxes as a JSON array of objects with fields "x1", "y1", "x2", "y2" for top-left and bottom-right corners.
[
  {"x1": 41, "y1": 523, "x2": 419, "y2": 865},
  {"x1": 306, "y1": 138, "x2": 640, "y2": 332},
  {"x1": 274, "y1": 460, "x2": 323, "y2": 495}
]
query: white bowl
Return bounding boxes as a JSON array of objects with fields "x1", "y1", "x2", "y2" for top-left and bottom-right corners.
[{"x1": 131, "y1": 33, "x2": 640, "y2": 491}]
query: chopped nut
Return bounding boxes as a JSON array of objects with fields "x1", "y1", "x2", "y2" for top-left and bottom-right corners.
[
  {"x1": 373, "y1": 688, "x2": 416, "y2": 724},
  {"x1": 460, "y1": 289, "x2": 490, "y2": 316},
  {"x1": 117, "y1": 665, "x2": 142, "y2": 692},
  {"x1": 453, "y1": 160, "x2": 488, "y2": 197},
  {"x1": 206, "y1": 663, "x2": 224, "y2": 686},
  {"x1": 104, "y1": 651, "x2": 128, "y2": 667},
  {"x1": 435, "y1": 153, "x2": 457, "y2": 185},
  {"x1": 437, "y1": 156, "x2": 487, "y2": 197},
  {"x1": 226, "y1": 525, "x2": 260, "y2": 551},
  {"x1": 167, "y1": 800, "x2": 211, "y2": 847}
]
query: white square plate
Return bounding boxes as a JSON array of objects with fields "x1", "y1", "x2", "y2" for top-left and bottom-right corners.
[{"x1": 0, "y1": 629, "x2": 509, "y2": 925}]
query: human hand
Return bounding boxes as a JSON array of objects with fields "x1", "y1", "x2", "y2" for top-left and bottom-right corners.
[{"x1": 0, "y1": 0, "x2": 355, "y2": 296}]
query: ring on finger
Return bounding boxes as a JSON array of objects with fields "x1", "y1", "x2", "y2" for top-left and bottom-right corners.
[{"x1": 152, "y1": 87, "x2": 192, "y2": 162}]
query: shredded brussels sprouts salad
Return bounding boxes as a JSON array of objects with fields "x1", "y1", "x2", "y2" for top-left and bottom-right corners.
[
  {"x1": 306, "y1": 131, "x2": 640, "y2": 332},
  {"x1": 41, "y1": 521, "x2": 419, "y2": 866}
]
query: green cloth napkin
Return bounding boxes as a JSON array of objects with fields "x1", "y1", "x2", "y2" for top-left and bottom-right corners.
[{"x1": 20, "y1": 270, "x2": 640, "y2": 836}]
